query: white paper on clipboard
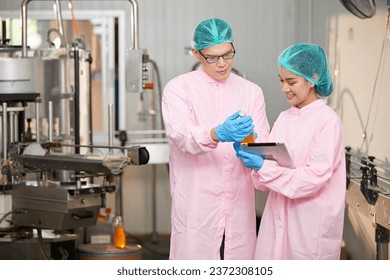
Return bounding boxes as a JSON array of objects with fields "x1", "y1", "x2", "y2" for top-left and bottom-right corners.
[{"x1": 240, "y1": 142, "x2": 295, "y2": 168}]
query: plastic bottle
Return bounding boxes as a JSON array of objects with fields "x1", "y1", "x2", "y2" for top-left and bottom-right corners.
[
  {"x1": 113, "y1": 216, "x2": 126, "y2": 249},
  {"x1": 238, "y1": 110, "x2": 255, "y2": 143}
]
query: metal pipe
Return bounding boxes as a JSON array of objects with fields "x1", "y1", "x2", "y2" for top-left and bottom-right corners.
[
  {"x1": 73, "y1": 44, "x2": 80, "y2": 154},
  {"x1": 59, "y1": 56, "x2": 70, "y2": 138},
  {"x1": 2, "y1": 103, "x2": 7, "y2": 162},
  {"x1": 22, "y1": 0, "x2": 67, "y2": 51},
  {"x1": 9, "y1": 111, "x2": 14, "y2": 144},
  {"x1": 21, "y1": 0, "x2": 32, "y2": 57},
  {"x1": 14, "y1": 111, "x2": 24, "y2": 143},
  {"x1": 48, "y1": 101, "x2": 53, "y2": 142},
  {"x1": 108, "y1": 104, "x2": 114, "y2": 148},
  {"x1": 128, "y1": 0, "x2": 139, "y2": 49},
  {"x1": 87, "y1": 53, "x2": 93, "y2": 150},
  {"x1": 22, "y1": 0, "x2": 140, "y2": 50},
  {"x1": 35, "y1": 101, "x2": 40, "y2": 143},
  {"x1": 54, "y1": 0, "x2": 65, "y2": 37},
  {"x1": 13, "y1": 111, "x2": 19, "y2": 143}
]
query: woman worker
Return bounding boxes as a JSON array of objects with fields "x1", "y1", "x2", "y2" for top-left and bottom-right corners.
[{"x1": 235, "y1": 43, "x2": 346, "y2": 259}]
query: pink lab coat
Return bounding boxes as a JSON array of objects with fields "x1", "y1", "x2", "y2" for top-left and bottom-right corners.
[
  {"x1": 252, "y1": 99, "x2": 346, "y2": 260},
  {"x1": 162, "y1": 67, "x2": 270, "y2": 259}
]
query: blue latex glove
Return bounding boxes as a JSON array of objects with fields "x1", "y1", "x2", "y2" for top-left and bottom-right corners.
[
  {"x1": 233, "y1": 142, "x2": 264, "y2": 171},
  {"x1": 233, "y1": 141, "x2": 244, "y2": 159},
  {"x1": 215, "y1": 111, "x2": 254, "y2": 142}
]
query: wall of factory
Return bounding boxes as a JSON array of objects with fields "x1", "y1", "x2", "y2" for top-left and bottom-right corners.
[
  {"x1": 327, "y1": 3, "x2": 390, "y2": 259},
  {"x1": 328, "y1": 7, "x2": 390, "y2": 161},
  {"x1": 1, "y1": 0, "x2": 388, "y2": 259}
]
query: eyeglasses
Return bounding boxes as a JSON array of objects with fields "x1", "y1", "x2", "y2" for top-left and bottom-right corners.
[{"x1": 198, "y1": 45, "x2": 236, "y2": 64}]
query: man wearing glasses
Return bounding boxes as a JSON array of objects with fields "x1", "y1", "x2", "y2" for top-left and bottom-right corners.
[{"x1": 162, "y1": 18, "x2": 270, "y2": 260}]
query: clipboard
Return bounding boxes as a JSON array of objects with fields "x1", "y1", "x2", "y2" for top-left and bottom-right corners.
[{"x1": 240, "y1": 142, "x2": 295, "y2": 168}]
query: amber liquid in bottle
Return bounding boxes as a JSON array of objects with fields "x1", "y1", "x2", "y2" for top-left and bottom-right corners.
[
  {"x1": 113, "y1": 216, "x2": 126, "y2": 249},
  {"x1": 238, "y1": 110, "x2": 255, "y2": 143},
  {"x1": 241, "y1": 133, "x2": 255, "y2": 143}
]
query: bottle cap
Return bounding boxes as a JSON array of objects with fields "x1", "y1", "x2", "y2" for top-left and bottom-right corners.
[{"x1": 238, "y1": 110, "x2": 246, "y2": 117}]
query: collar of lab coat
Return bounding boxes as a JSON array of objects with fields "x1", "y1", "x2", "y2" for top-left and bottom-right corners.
[
  {"x1": 289, "y1": 98, "x2": 326, "y2": 116},
  {"x1": 196, "y1": 66, "x2": 229, "y2": 84}
]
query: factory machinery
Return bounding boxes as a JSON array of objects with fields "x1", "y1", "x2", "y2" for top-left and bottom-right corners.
[
  {"x1": 345, "y1": 147, "x2": 390, "y2": 260},
  {"x1": 0, "y1": 0, "x2": 150, "y2": 259}
]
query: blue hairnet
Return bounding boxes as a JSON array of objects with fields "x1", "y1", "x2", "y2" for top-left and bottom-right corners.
[
  {"x1": 278, "y1": 43, "x2": 333, "y2": 97},
  {"x1": 192, "y1": 18, "x2": 232, "y2": 50}
]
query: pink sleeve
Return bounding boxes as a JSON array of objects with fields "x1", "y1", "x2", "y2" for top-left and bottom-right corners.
[
  {"x1": 251, "y1": 120, "x2": 344, "y2": 199},
  {"x1": 162, "y1": 78, "x2": 218, "y2": 155}
]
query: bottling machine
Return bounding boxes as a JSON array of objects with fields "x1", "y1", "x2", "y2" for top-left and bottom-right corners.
[
  {"x1": 0, "y1": 0, "x2": 150, "y2": 259},
  {"x1": 345, "y1": 147, "x2": 390, "y2": 259}
]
